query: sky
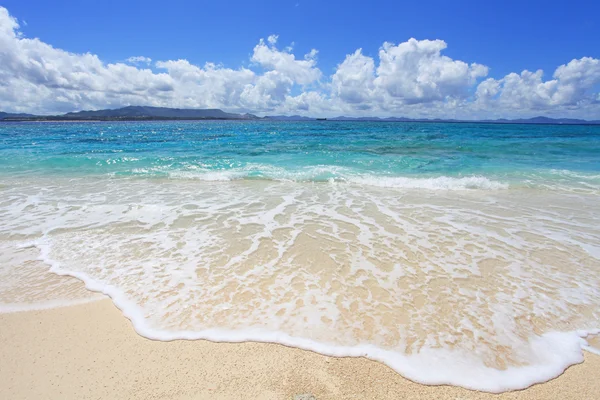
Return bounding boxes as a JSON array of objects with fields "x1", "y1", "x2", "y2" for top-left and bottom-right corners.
[{"x1": 1, "y1": 0, "x2": 599, "y2": 119}]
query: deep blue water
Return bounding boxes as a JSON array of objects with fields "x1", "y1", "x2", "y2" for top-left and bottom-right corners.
[{"x1": 1, "y1": 121, "x2": 599, "y2": 188}]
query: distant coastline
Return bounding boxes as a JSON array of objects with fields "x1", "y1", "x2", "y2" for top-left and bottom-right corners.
[
  {"x1": 1, "y1": 106, "x2": 599, "y2": 125},
  {"x1": 0, "y1": 116, "x2": 253, "y2": 122}
]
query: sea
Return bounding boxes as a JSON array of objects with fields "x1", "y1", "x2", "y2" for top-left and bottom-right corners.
[{"x1": 1, "y1": 120, "x2": 599, "y2": 392}]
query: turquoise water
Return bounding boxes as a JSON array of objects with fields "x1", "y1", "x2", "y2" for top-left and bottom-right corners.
[{"x1": 1, "y1": 121, "x2": 599, "y2": 189}]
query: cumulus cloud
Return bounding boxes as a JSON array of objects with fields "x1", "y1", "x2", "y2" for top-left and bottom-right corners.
[
  {"x1": 375, "y1": 39, "x2": 488, "y2": 103},
  {"x1": 251, "y1": 34, "x2": 321, "y2": 85},
  {"x1": 475, "y1": 57, "x2": 600, "y2": 114},
  {"x1": 154, "y1": 59, "x2": 256, "y2": 109},
  {"x1": 0, "y1": 7, "x2": 321, "y2": 114},
  {"x1": 331, "y1": 49, "x2": 377, "y2": 105},
  {"x1": 330, "y1": 39, "x2": 489, "y2": 114},
  {"x1": 0, "y1": 5, "x2": 598, "y2": 118},
  {"x1": 0, "y1": 7, "x2": 176, "y2": 113}
]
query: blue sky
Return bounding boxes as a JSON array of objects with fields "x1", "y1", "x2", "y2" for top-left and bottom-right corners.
[
  {"x1": 5, "y1": 0, "x2": 599, "y2": 78},
  {"x1": 1, "y1": 1, "x2": 599, "y2": 118}
]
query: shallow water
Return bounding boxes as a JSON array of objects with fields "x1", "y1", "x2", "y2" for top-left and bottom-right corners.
[{"x1": 1, "y1": 121, "x2": 599, "y2": 392}]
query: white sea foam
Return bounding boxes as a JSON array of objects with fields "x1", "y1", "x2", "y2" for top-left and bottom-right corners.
[
  {"x1": 1, "y1": 177, "x2": 599, "y2": 392},
  {"x1": 549, "y1": 169, "x2": 600, "y2": 180},
  {"x1": 133, "y1": 164, "x2": 600, "y2": 194},
  {"x1": 347, "y1": 175, "x2": 509, "y2": 190},
  {"x1": 165, "y1": 164, "x2": 510, "y2": 190}
]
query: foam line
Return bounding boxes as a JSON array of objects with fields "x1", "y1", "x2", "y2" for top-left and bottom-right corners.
[
  {"x1": 30, "y1": 239, "x2": 600, "y2": 393},
  {"x1": 583, "y1": 345, "x2": 600, "y2": 356}
]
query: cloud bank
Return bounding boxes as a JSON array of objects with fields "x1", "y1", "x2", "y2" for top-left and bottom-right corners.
[{"x1": 1, "y1": 6, "x2": 599, "y2": 118}]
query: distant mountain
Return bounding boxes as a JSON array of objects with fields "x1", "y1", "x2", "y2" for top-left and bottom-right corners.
[
  {"x1": 2, "y1": 108, "x2": 599, "y2": 124},
  {"x1": 484, "y1": 116, "x2": 600, "y2": 125},
  {"x1": 0, "y1": 111, "x2": 36, "y2": 120},
  {"x1": 264, "y1": 115, "x2": 314, "y2": 121},
  {"x1": 61, "y1": 106, "x2": 259, "y2": 120},
  {"x1": 330, "y1": 116, "x2": 382, "y2": 121},
  {"x1": 266, "y1": 115, "x2": 600, "y2": 125}
]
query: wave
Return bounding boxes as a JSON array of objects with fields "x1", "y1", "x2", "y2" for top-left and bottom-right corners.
[
  {"x1": 125, "y1": 164, "x2": 509, "y2": 190},
  {"x1": 548, "y1": 169, "x2": 600, "y2": 180},
  {"x1": 346, "y1": 175, "x2": 509, "y2": 190}
]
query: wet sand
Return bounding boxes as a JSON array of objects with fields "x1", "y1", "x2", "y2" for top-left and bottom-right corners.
[{"x1": 1, "y1": 299, "x2": 599, "y2": 400}]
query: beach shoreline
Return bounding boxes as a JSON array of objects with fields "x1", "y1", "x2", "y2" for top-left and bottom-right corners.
[
  {"x1": 2, "y1": 120, "x2": 600, "y2": 398},
  {"x1": 1, "y1": 299, "x2": 599, "y2": 400}
]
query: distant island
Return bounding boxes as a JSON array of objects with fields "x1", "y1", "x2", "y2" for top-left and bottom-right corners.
[
  {"x1": 1, "y1": 106, "x2": 599, "y2": 125},
  {"x1": 0, "y1": 106, "x2": 260, "y2": 121},
  {"x1": 265, "y1": 114, "x2": 600, "y2": 125}
]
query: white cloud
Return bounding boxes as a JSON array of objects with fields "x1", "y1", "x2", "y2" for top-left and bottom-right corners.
[
  {"x1": 0, "y1": 7, "x2": 320, "y2": 115},
  {"x1": 0, "y1": 7, "x2": 176, "y2": 113},
  {"x1": 0, "y1": 6, "x2": 599, "y2": 119},
  {"x1": 330, "y1": 39, "x2": 489, "y2": 115},
  {"x1": 155, "y1": 59, "x2": 256, "y2": 109},
  {"x1": 251, "y1": 35, "x2": 321, "y2": 85},
  {"x1": 475, "y1": 57, "x2": 600, "y2": 114},
  {"x1": 331, "y1": 49, "x2": 376, "y2": 105},
  {"x1": 374, "y1": 39, "x2": 488, "y2": 103}
]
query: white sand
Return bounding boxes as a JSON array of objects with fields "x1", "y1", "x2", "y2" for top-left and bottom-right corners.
[{"x1": 1, "y1": 299, "x2": 599, "y2": 400}]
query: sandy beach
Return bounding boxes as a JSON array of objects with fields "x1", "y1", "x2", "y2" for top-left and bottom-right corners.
[{"x1": 1, "y1": 297, "x2": 599, "y2": 400}]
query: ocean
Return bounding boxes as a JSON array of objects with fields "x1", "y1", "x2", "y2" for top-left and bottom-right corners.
[{"x1": 1, "y1": 120, "x2": 599, "y2": 392}]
